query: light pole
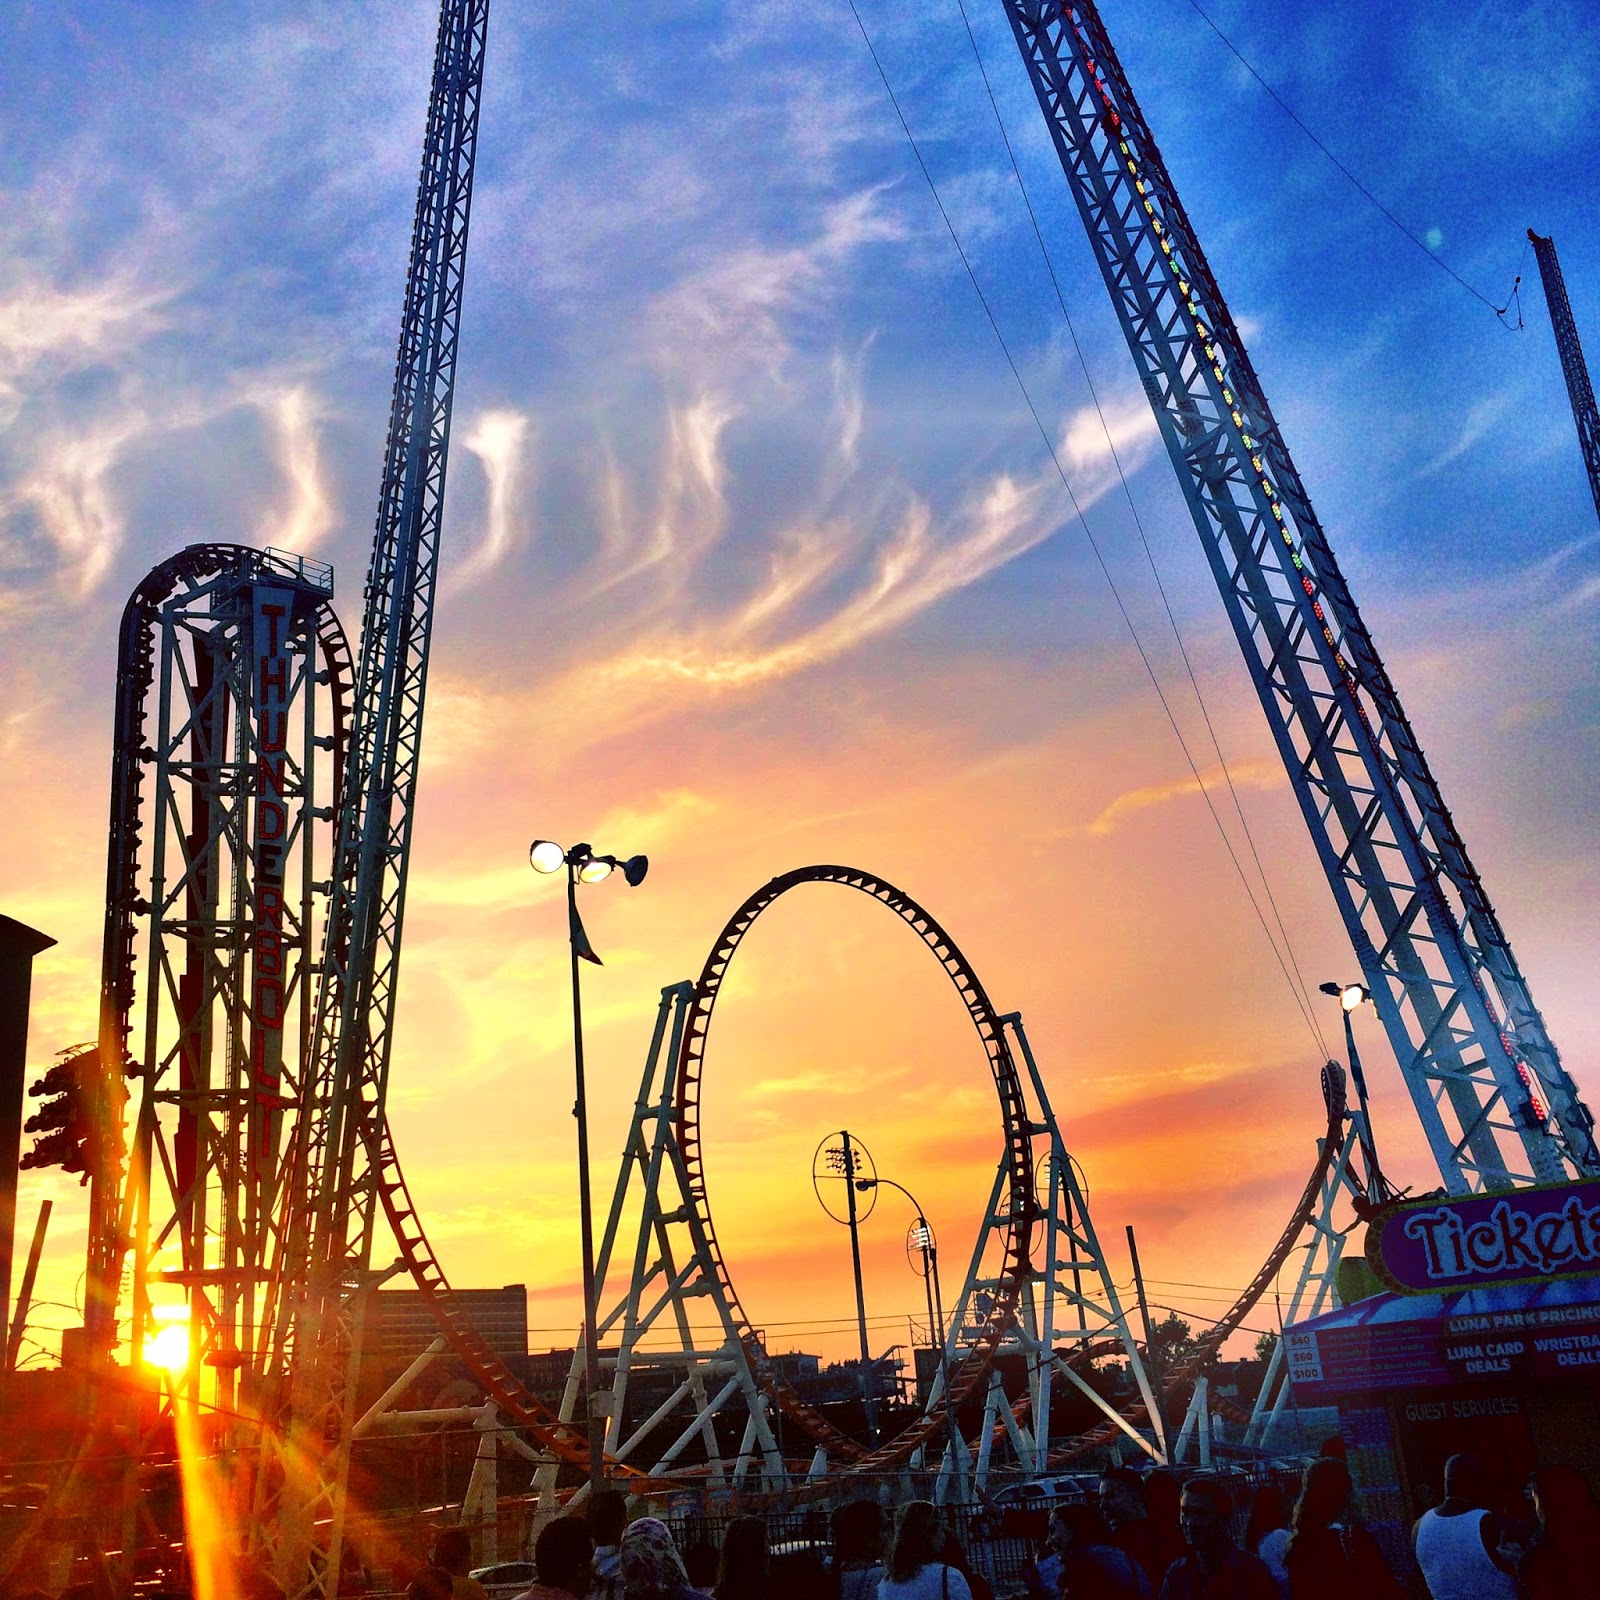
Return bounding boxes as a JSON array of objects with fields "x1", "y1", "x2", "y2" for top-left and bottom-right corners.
[
  {"x1": 530, "y1": 838, "x2": 648, "y2": 1491},
  {"x1": 813, "y1": 1131, "x2": 880, "y2": 1444},
  {"x1": 854, "y1": 1174, "x2": 965, "y2": 1498},
  {"x1": 1319, "y1": 980, "x2": 1388, "y2": 1206}
]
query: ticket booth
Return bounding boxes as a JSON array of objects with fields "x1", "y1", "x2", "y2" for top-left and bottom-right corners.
[{"x1": 1282, "y1": 1178, "x2": 1600, "y2": 1578}]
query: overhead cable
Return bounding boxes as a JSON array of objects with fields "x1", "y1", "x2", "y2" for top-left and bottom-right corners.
[
  {"x1": 1178, "y1": 0, "x2": 1517, "y2": 322},
  {"x1": 846, "y1": 0, "x2": 1330, "y2": 1059}
]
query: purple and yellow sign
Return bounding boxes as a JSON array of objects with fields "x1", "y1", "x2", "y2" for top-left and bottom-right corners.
[{"x1": 1368, "y1": 1179, "x2": 1600, "y2": 1295}]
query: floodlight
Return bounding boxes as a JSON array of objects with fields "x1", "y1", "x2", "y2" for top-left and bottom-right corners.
[
  {"x1": 529, "y1": 840, "x2": 565, "y2": 874},
  {"x1": 577, "y1": 857, "x2": 613, "y2": 884},
  {"x1": 622, "y1": 854, "x2": 649, "y2": 887},
  {"x1": 1320, "y1": 980, "x2": 1371, "y2": 1012}
]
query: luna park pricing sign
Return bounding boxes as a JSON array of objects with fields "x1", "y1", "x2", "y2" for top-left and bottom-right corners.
[{"x1": 1368, "y1": 1179, "x2": 1600, "y2": 1295}]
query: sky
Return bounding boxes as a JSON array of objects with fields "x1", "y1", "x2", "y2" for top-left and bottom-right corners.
[{"x1": 2, "y1": 0, "x2": 1598, "y2": 1378}]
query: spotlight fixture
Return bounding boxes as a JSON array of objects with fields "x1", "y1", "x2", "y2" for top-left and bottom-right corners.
[{"x1": 1320, "y1": 980, "x2": 1371, "y2": 1013}]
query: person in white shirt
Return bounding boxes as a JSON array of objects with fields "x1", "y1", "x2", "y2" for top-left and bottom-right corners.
[
  {"x1": 1412, "y1": 1454, "x2": 1517, "y2": 1600},
  {"x1": 877, "y1": 1502, "x2": 972, "y2": 1600}
]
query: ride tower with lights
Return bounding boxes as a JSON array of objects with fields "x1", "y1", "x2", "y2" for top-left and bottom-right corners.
[{"x1": 998, "y1": 0, "x2": 1598, "y2": 1192}]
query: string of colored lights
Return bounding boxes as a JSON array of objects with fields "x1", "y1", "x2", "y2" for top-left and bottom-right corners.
[
  {"x1": 1065, "y1": 7, "x2": 1570, "y2": 1142},
  {"x1": 1064, "y1": 7, "x2": 1373, "y2": 732}
]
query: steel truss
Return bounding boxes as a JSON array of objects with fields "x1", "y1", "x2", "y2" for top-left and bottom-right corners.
[
  {"x1": 929, "y1": 1013, "x2": 1164, "y2": 1490},
  {"x1": 543, "y1": 984, "x2": 786, "y2": 1497},
  {"x1": 1245, "y1": 1063, "x2": 1377, "y2": 1450},
  {"x1": 997, "y1": 0, "x2": 1597, "y2": 1191},
  {"x1": 97, "y1": 546, "x2": 351, "y2": 1390},
  {"x1": 255, "y1": 4, "x2": 490, "y2": 1593}
]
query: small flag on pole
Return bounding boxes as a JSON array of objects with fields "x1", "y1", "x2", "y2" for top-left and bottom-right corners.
[{"x1": 570, "y1": 898, "x2": 603, "y2": 965}]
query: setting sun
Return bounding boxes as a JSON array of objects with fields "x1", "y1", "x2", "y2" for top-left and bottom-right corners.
[{"x1": 144, "y1": 1319, "x2": 192, "y2": 1377}]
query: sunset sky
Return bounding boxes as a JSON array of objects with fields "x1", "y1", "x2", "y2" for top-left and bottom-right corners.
[{"x1": 2, "y1": 0, "x2": 1597, "y2": 1376}]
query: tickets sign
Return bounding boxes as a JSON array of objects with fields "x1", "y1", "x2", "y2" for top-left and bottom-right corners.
[{"x1": 1368, "y1": 1179, "x2": 1600, "y2": 1294}]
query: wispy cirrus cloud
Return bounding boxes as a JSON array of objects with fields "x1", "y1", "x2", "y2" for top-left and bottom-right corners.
[
  {"x1": 450, "y1": 407, "x2": 533, "y2": 591},
  {"x1": 3, "y1": 412, "x2": 150, "y2": 598},
  {"x1": 0, "y1": 275, "x2": 173, "y2": 427},
  {"x1": 254, "y1": 384, "x2": 335, "y2": 553},
  {"x1": 648, "y1": 186, "x2": 904, "y2": 385},
  {"x1": 1084, "y1": 758, "x2": 1285, "y2": 837}
]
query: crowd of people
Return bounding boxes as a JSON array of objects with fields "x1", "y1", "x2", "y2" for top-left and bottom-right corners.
[
  {"x1": 1017, "y1": 1452, "x2": 1600, "y2": 1600},
  {"x1": 408, "y1": 1493, "x2": 989, "y2": 1600},
  {"x1": 401, "y1": 1452, "x2": 1600, "y2": 1600}
]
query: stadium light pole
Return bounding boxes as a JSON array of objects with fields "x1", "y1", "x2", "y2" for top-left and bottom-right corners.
[
  {"x1": 1319, "y1": 981, "x2": 1387, "y2": 1206},
  {"x1": 814, "y1": 1131, "x2": 880, "y2": 1444},
  {"x1": 531, "y1": 839, "x2": 648, "y2": 1490},
  {"x1": 854, "y1": 1173, "x2": 966, "y2": 1498}
]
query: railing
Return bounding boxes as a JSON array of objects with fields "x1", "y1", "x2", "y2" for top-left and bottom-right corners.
[{"x1": 260, "y1": 545, "x2": 335, "y2": 595}]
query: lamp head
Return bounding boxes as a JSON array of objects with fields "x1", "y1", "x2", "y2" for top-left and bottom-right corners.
[
  {"x1": 622, "y1": 854, "x2": 649, "y2": 887},
  {"x1": 529, "y1": 840, "x2": 566, "y2": 874},
  {"x1": 577, "y1": 856, "x2": 614, "y2": 884},
  {"x1": 1320, "y1": 980, "x2": 1371, "y2": 1012},
  {"x1": 855, "y1": 1178, "x2": 876, "y2": 1192}
]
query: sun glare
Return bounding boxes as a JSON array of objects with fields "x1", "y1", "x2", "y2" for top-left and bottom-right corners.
[{"x1": 144, "y1": 1319, "x2": 192, "y2": 1376}]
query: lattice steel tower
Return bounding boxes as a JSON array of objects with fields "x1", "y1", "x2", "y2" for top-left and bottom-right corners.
[
  {"x1": 255, "y1": 3, "x2": 490, "y2": 1594},
  {"x1": 92, "y1": 546, "x2": 350, "y2": 1389},
  {"x1": 998, "y1": 1, "x2": 1598, "y2": 1191},
  {"x1": 1529, "y1": 230, "x2": 1600, "y2": 530}
]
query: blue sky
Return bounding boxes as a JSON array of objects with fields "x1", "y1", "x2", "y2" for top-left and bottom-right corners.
[{"x1": 2, "y1": 0, "x2": 1597, "y2": 1362}]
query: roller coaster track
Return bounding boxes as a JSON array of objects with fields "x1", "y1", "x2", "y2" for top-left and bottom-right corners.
[
  {"x1": 379, "y1": 867, "x2": 1342, "y2": 1485},
  {"x1": 92, "y1": 652, "x2": 1346, "y2": 1494},
  {"x1": 102, "y1": 544, "x2": 352, "y2": 1071},
  {"x1": 0, "y1": 545, "x2": 357, "y2": 1586},
  {"x1": 371, "y1": 1115, "x2": 656, "y2": 1482},
  {"x1": 671, "y1": 864, "x2": 1043, "y2": 1475}
]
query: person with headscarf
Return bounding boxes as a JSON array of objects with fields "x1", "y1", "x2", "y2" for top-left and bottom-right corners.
[
  {"x1": 1517, "y1": 1464, "x2": 1600, "y2": 1600},
  {"x1": 619, "y1": 1519, "x2": 700, "y2": 1600}
]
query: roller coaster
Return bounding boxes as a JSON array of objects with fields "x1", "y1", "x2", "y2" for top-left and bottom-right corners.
[{"x1": 8, "y1": 0, "x2": 1596, "y2": 1589}]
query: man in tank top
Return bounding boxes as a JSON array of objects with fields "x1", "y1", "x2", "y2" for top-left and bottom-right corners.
[{"x1": 1412, "y1": 1454, "x2": 1518, "y2": 1600}]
